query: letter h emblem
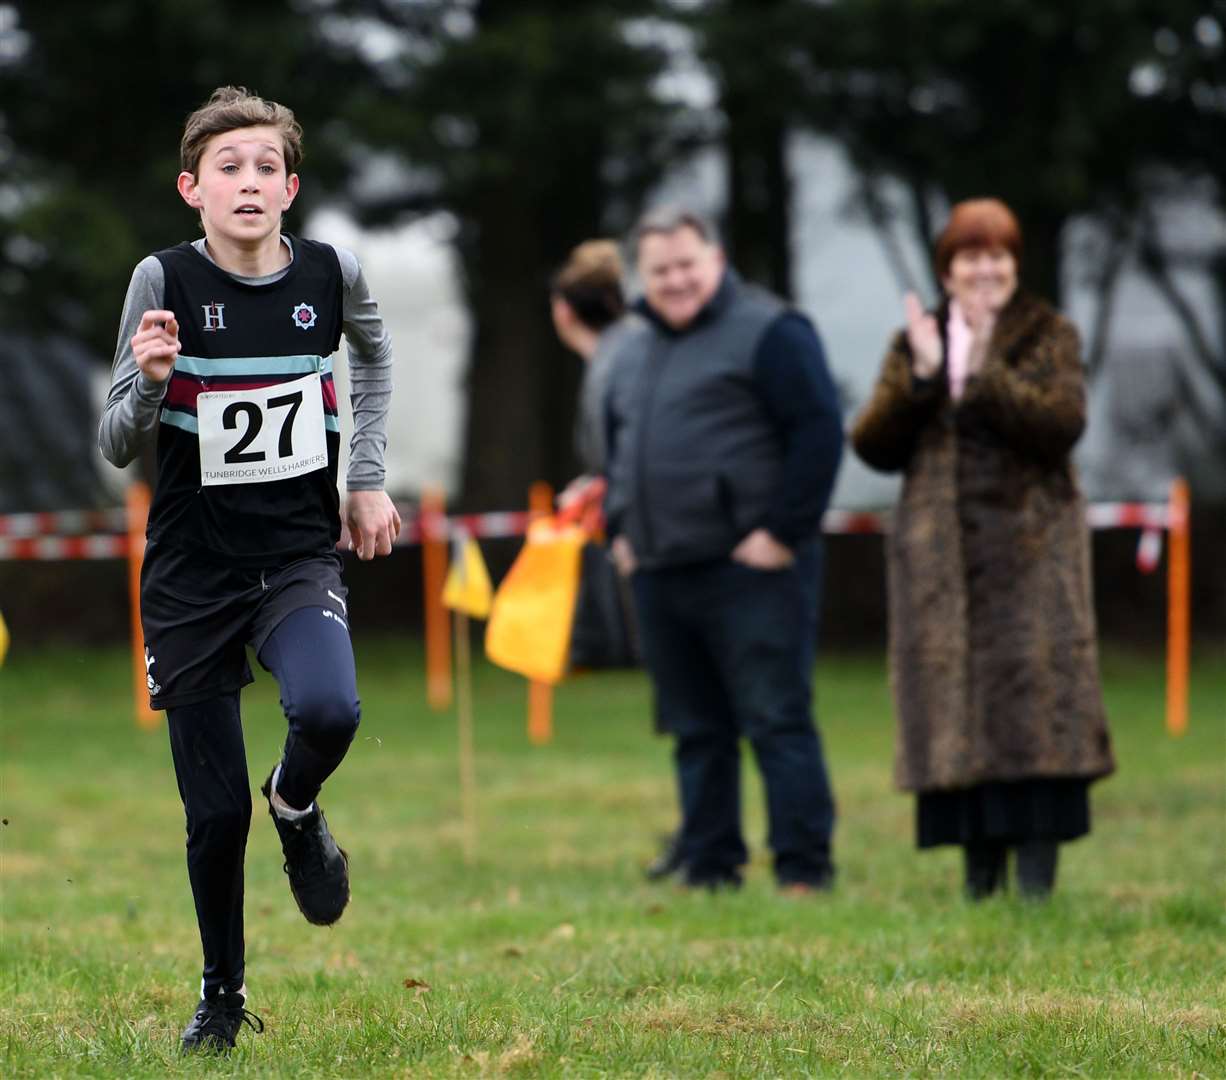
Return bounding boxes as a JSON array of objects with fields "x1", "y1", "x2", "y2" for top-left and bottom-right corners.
[{"x1": 202, "y1": 302, "x2": 226, "y2": 331}]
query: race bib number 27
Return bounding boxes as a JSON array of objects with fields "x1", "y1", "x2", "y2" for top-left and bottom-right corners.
[{"x1": 197, "y1": 372, "x2": 328, "y2": 487}]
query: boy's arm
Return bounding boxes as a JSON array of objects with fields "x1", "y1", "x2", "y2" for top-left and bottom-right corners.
[
  {"x1": 335, "y1": 246, "x2": 400, "y2": 559},
  {"x1": 99, "y1": 257, "x2": 172, "y2": 468}
]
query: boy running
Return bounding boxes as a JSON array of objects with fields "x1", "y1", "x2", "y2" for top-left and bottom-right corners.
[{"x1": 99, "y1": 86, "x2": 400, "y2": 1052}]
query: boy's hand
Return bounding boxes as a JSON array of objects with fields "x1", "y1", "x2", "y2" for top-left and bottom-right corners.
[
  {"x1": 345, "y1": 490, "x2": 401, "y2": 560},
  {"x1": 132, "y1": 310, "x2": 181, "y2": 383}
]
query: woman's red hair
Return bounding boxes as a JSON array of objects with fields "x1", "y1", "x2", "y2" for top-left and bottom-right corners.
[{"x1": 934, "y1": 198, "x2": 1023, "y2": 278}]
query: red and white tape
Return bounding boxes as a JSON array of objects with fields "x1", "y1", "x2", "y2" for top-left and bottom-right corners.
[
  {"x1": 0, "y1": 534, "x2": 130, "y2": 561},
  {"x1": 0, "y1": 509, "x2": 128, "y2": 538},
  {"x1": 0, "y1": 501, "x2": 1175, "y2": 565},
  {"x1": 398, "y1": 510, "x2": 534, "y2": 545},
  {"x1": 1083, "y1": 503, "x2": 1174, "y2": 531}
]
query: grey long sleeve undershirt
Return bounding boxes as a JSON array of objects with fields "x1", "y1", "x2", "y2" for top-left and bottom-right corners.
[{"x1": 98, "y1": 236, "x2": 392, "y2": 490}]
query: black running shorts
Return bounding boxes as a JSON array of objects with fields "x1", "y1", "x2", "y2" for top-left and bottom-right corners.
[{"x1": 139, "y1": 540, "x2": 350, "y2": 710}]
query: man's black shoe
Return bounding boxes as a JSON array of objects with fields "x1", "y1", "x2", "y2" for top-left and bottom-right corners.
[
  {"x1": 778, "y1": 872, "x2": 835, "y2": 896},
  {"x1": 679, "y1": 867, "x2": 743, "y2": 892},
  {"x1": 644, "y1": 829, "x2": 685, "y2": 882},
  {"x1": 180, "y1": 992, "x2": 263, "y2": 1053},
  {"x1": 261, "y1": 770, "x2": 350, "y2": 926}
]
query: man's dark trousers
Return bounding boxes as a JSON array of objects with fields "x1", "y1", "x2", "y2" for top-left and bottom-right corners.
[{"x1": 631, "y1": 539, "x2": 835, "y2": 885}]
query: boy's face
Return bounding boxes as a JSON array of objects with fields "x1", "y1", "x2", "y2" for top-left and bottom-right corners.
[{"x1": 176, "y1": 125, "x2": 299, "y2": 248}]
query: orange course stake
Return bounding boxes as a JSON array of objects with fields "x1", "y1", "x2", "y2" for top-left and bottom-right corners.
[
  {"x1": 527, "y1": 481, "x2": 555, "y2": 745},
  {"x1": 422, "y1": 486, "x2": 453, "y2": 711},
  {"x1": 1165, "y1": 478, "x2": 1190, "y2": 737},
  {"x1": 126, "y1": 483, "x2": 159, "y2": 730}
]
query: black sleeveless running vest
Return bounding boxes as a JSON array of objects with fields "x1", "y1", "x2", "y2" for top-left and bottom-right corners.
[{"x1": 148, "y1": 237, "x2": 345, "y2": 565}]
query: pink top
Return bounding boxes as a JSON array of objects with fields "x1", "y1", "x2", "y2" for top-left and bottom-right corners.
[{"x1": 946, "y1": 300, "x2": 972, "y2": 401}]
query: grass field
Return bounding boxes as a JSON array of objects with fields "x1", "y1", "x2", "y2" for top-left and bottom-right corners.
[{"x1": 1, "y1": 638, "x2": 1223, "y2": 1077}]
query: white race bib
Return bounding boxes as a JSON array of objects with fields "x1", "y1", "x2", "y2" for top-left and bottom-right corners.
[{"x1": 197, "y1": 372, "x2": 328, "y2": 487}]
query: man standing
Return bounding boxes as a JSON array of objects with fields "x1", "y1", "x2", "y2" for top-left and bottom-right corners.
[{"x1": 604, "y1": 207, "x2": 843, "y2": 892}]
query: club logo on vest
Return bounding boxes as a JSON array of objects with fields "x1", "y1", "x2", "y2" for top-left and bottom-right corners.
[
  {"x1": 202, "y1": 302, "x2": 226, "y2": 331},
  {"x1": 291, "y1": 302, "x2": 317, "y2": 330}
]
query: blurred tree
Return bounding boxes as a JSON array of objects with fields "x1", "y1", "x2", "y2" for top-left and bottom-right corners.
[
  {"x1": 5, "y1": 0, "x2": 1220, "y2": 508},
  {"x1": 0, "y1": 0, "x2": 370, "y2": 360},
  {"x1": 325, "y1": 0, "x2": 683, "y2": 508},
  {"x1": 786, "y1": 0, "x2": 1225, "y2": 310},
  {"x1": 784, "y1": 0, "x2": 1225, "y2": 476},
  {"x1": 693, "y1": 0, "x2": 802, "y2": 299},
  {"x1": 1, "y1": 0, "x2": 683, "y2": 508}
]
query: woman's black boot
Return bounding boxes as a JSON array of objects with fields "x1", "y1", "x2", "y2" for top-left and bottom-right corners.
[
  {"x1": 1016, "y1": 841, "x2": 1059, "y2": 899},
  {"x1": 963, "y1": 842, "x2": 1007, "y2": 899}
]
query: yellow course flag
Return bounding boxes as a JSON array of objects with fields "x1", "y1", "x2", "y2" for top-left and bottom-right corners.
[
  {"x1": 442, "y1": 536, "x2": 493, "y2": 619},
  {"x1": 485, "y1": 517, "x2": 586, "y2": 685},
  {"x1": 0, "y1": 610, "x2": 9, "y2": 667}
]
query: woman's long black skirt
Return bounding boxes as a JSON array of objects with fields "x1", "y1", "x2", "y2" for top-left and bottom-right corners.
[{"x1": 916, "y1": 777, "x2": 1091, "y2": 849}]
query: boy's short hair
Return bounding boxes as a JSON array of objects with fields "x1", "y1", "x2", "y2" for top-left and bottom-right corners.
[{"x1": 180, "y1": 86, "x2": 304, "y2": 177}]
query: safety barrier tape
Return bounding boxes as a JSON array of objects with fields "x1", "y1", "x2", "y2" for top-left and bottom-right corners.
[
  {"x1": 0, "y1": 502, "x2": 1174, "y2": 561},
  {"x1": 0, "y1": 509, "x2": 129, "y2": 538},
  {"x1": 0, "y1": 534, "x2": 130, "y2": 561}
]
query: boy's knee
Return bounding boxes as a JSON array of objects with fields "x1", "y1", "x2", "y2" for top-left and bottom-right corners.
[{"x1": 295, "y1": 690, "x2": 360, "y2": 746}]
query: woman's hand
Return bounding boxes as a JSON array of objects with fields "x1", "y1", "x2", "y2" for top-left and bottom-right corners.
[{"x1": 904, "y1": 293, "x2": 942, "y2": 379}]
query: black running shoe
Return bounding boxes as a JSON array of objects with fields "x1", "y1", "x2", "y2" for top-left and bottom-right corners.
[
  {"x1": 261, "y1": 770, "x2": 350, "y2": 926},
  {"x1": 180, "y1": 992, "x2": 263, "y2": 1053}
]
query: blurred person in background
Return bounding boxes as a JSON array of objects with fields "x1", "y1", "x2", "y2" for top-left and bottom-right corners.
[
  {"x1": 551, "y1": 239, "x2": 685, "y2": 877},
  {"x1": 551, "y1": 240, "x2": 634, "y2": 493},
  {"x1": 604, "y1": 207, "x2": 843, "y2": 893},
  {"x1": 851, "y1": 197, "x2": 1115, "y2": 900},
  {"x1": 550, "y1": 239, "x2": 642, "y2": 671}
]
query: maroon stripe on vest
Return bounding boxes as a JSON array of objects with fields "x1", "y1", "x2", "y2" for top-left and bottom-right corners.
[{"x1": 164, "y1": 372, "x2": 339, "y2": 415}]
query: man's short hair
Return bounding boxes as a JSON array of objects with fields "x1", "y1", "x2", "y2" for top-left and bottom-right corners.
[
  {"x1": 631, "y1": 206, "x2": 720, "y2": 258},
  {"x1": 180, "y1": 86, "x2": 303, "y2": 177}
]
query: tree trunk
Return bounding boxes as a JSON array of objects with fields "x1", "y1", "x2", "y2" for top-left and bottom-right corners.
[
  {"x1": 906, "y1": 177, "x2": 942, "y2": 299},
  {"x1": 860, "y1": 173, "x2": 924, "y2": 298},
  {"x1": 1018, "y1": 210, "x2": 1065, "y2": 308},
  {"x1": 717, "y1": 0, "x2": 794, "y2": 299},
  {"x1": 456, "y1": 190, "x2": 585, "y2": 511},
  {"x1": 1138, "y1": 212, "x2": 1225, "y2": 398},
  {"x1": 725, "y1": 104, "x2": 793, "y2": 299},
  {"x1": 1084, "y1": 220, "x2": 1131, "y2": 380}
]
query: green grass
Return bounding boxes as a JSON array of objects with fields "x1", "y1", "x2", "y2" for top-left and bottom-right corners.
[{"x1": 1, "y1": 638, "x2": 1223, "y2": 1077}]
